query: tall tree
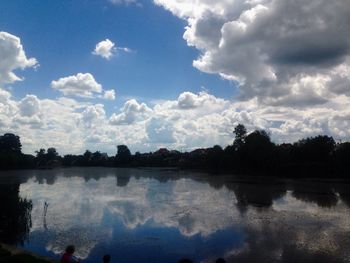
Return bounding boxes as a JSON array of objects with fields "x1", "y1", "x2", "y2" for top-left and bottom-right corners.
[
  {"x1": 116, "y1": 145, "x2": 131, "y2": 165},
  {"x1": 46, "y1": 147, "x2": 58, "y2": 161},
  {"x1": 241, "y1": 129, "x2": 275, "y2": 169},
  {"x1": 117, "y1": 145, "x2": 131, "y2": 157},
  {"x1": 0, "y1": 133, "x2": 22, "y2": 153},
  {"x1": 233, "y1": 124, "x2": 247, "y2": 150}
]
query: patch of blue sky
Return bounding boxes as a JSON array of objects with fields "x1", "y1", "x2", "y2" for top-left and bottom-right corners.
[{"x1": 0, "y1": 0, "x2": 237, "y2": 115}]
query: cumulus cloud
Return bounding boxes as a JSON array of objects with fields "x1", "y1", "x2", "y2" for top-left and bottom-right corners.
[
  {"x1": 0, "y1": 88, "x2": 11, "y2": 103},
  {"x1": 154, "y1": 0, "x2": 350, "y2": 107},
  {"x1": 81, "y1": 104, "x2": 106, "y2": 128},
  {"x1": 3, "y1": 88, "x2": 350, "y2": 155},
  {"x1": 51, "y1": 73, "x2": 115, "y2": 100},
  {"x1": 177, "y1": 91, "x2": 227, "y2": 110},
  {"x1": 93, "y1": 39, "x2": 132, "y2": 60},
  {"x1": 102, "y1": 89, "x2": 116, "y2": 100},
  {"x1": 93, "y1": 39, "x2": 116, "y2": 60},
  {"x1": 51, "y1": 73, "x2": 102, "y2": 98},
  {"x1": 14, "y1": 95, "x2": 43, "y2": 128},
  {"x1": 18, "y1": 95, "x2": 41, "y2": 117},
  {"x1": 110, "y1": 99, "x2": 151, "y2": 125},
  {"x1": 0, "y1": 31, "x2": 38, "y2": 85},
  {"x1": 177, "y1": 91, "x2": 205, "y2": 109},
  {"x1": 146, "y1": 116, "x2": 176, "y2": 144}
]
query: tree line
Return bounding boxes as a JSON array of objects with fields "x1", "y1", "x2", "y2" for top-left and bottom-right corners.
[{"x1": 1, "y1": 124, "x2": 350, "y2": 176}]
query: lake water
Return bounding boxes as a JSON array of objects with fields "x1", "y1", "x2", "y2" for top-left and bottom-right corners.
[{"x1": 0, "y1": 167, "x2": 350, "y2": 262}]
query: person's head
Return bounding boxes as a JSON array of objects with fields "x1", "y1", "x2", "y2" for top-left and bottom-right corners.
[
  {"x1": 178, "y1": 259, "x2": 193, "y2": 263},
  {"x1": 65, "y1": 245, "x2": 75, "y2": 254},
  {"x1": 103, "y1": 254, "x2": 111, "y2": 263},
  {"x1": 216, "y1": 258, "x2": 226, "y2": 263}
]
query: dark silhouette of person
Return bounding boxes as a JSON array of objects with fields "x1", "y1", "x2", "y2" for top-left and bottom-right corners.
[
  {"x1": 61, "y1": 245, "x2": 80, "y2": 263},
  {"x1": 103, "y1": 254, "x2": 111, "y2": 263},
  {"x1": 178, "y1": 259, "x2": 193, "y2": 263},
  {"x1": 216, "y1": 258, "x2": 226, "y2": 263}
]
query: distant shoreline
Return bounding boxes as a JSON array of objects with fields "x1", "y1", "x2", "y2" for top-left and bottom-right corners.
[{"x1": 1, "y1": 126, "x2": 350, "y2": 179}]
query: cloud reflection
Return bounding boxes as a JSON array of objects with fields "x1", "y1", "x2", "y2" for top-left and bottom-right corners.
[{"x1": 14, "y1": 168, "x2": 350, "y2": 262}]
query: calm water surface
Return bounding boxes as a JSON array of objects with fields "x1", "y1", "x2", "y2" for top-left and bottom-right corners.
[{"x1": 0, "y1": 168, "x2": 350, "y2": 262}]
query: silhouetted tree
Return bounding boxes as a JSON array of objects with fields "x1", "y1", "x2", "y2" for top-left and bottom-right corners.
[
  {"x1": 292, "y1": 135, "x2": 335, "y2": 163},
  {"x1": 0, "y1": 133, "x2": 22, "y2": 153},
  {"x1": 240, "y1": 130, "x2": 275, "y2": 170},
  {"x1": 233, "y1": 124, "x2": 247, "y2": 150},
  {"x1": 206, "y1": 145, "x2": 224, "y2": 170},
  {"x1": 83, "y1": 150, "x2": 92, "y2": 165},
  {"x1": 46, "y1": 147, "x2": 58, "y2": 161},
  {"x1": 35, "y1": 148, "x2": 46, "y2": 158},
  {"x1": 0, "y1": 134, "x2": 24, "y2": 169},
  {"x1": 333, "y1": 142, "x2": 350, "y2": 174},
  {"x1": 117, "y1": 145, "x2": 131, "y2": 156},
  {"x1": 116, "y1": 145, "x2": 131, "y2": 165}
]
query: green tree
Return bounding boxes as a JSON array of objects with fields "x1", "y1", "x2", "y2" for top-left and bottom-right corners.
[
  {"x1": 46, "y1": 147, "x2": 58, "y2": 161},
  {"x1": 83, "y1": 150, "x2": 92, "y2": 165},
  {"x1": 116, "y1": 145, "x2": 131, "y2": 165},
  {"x1": 35, "y1": 148, "x2": 46, "y2": 158},
  {"x1": 240, "y1": 129, "x2": 275, "y2": 169},
  {"x1": 207, "y1": 145, "x2": 224, "y2": 170},
  {"x1": 233, "y1": 124, "x2": 247, "y2": 150},
  {"x1": 117, "y1": 145, "x2": 131, "y2": 157},
  {"x1": 292, "y1": 135, "x2": 335, "y2": 163},
  {"x1": 0, "y1": 133, "x2": 22, "y2": 153}
]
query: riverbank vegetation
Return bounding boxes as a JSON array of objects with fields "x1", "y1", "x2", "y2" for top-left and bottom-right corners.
[{"x1": 1, "y1": 124, "x2": 350, "y2": 176}]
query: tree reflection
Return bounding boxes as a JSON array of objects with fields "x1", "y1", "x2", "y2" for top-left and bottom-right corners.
[
  {"x1": 225, "y1": 225, "x2": 346, "y2": 263},
  {"x1": 116, "y1": 174, "x2": 131, "y2": 187},
  {"x1": 0, "y1": 184, "x2": 32, "y2": 245},
  {"x1": 291, "y1": 182, "x2": 339, "y2": 208},
  {"x1": 226, "y1": 181, "x2": 286, "y2": 212}
]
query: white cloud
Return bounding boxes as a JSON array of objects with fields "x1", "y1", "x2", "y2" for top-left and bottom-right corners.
[
  {"x1": 0, "y1": 88, "x2": 11, "y2": 102},
  {"x1": 51, "y1": 73, "x2": 114, "y2": 100},
  {"x1": 3, "y1": 88, "x2": 350, "y2": 155},
  {"x1": 110, "y1": 99, "x2": 151, "y2": 125},
  {"x1": 154, "y1": 0, "x2": 350, "y2": 107},
  {"x1": 93, "y1": 39, "x2": 132, "y2": 60},
  {"x1": 93, "y1": 39, "x2": 116, "y2": 60},
  {"x1": 81, "y1": 104, "x2": 106, "y2": 128},
  {"x1": 103, "y1": 89, "x2": 116, "y2": 100},
  {"x1": 0, "y1": 31, "x2": 38, "y2": 85},
  {"x1": 146, "y1": 116, "x2": 176, "y2": 144},
  {"x1": 177, "y1": 91, "x2": 227, "y2": 110},
  {"x1": 177, "y1": 91, "x2": 204, "y2": 109},
  {"x1": 18, "y1": 95, "x2": 41, "y2": 117}
]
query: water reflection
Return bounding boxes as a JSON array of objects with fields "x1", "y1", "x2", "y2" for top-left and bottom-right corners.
[
  {"x1": 0, "y1": 183, "x2": 32, "y2": 245},
  {"x1": 291, "y1": 181, "x2": 339, "y2": 208},
  {"x1": 0, "y1": 168, "x2": 349, "y2": 262}
]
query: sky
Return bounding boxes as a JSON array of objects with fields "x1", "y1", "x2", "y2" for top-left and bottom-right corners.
[{"x1": 1, "y1": 0, "x2": 350, "y2": 155}]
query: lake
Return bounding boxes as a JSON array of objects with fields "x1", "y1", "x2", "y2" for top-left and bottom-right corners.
[{"x1": 0, "y1": 167, "x2": 350, "y2": 262}]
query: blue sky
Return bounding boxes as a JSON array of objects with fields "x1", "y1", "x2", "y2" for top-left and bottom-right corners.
[
  {"x1": 1, "y1": 0, "x2": 350, "y2": 154},
  {"x1": 0, "y1": 0, "x2": 234, "y2": 113}
]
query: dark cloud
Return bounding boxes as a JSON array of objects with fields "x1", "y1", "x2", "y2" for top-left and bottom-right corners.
[{"x1": 156, "y1": 0, "x2": 350, "y2": 106}]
